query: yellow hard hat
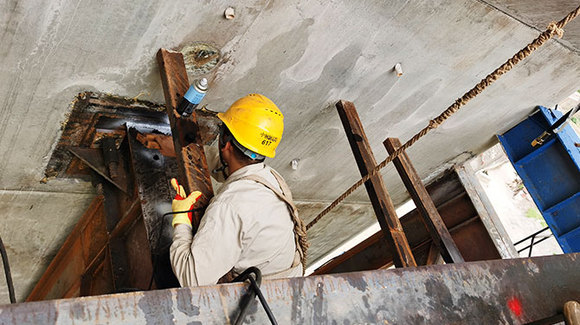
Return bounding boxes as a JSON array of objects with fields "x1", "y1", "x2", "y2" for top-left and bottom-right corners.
[{"x1": 217, "y1": 94, "x2": 284, "y2": 158}]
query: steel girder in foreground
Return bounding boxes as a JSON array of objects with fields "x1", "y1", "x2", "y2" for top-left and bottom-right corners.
[{"x1": 1, "y1": 254, "x2": 578, "y2": 324}]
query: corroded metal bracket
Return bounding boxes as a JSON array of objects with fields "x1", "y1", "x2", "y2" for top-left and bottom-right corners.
[
  {"x1": 68, "y1": 146, "x2": 130, "y2": 194},
  {"x1": 156, "y1": 48, "x2": 214, "y2": 230},
  {"x1": 8, "y1": 254, "x2": 580, "y2": 324}
]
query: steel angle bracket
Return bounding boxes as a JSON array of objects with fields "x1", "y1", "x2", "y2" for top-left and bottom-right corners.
[{"x1": 69, "y1": 146, "x2": 130, "y2": 194}]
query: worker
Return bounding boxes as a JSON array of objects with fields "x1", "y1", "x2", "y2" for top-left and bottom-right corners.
[{"x1": 169, "y1": 94, "x2": 309, "y2": 287}]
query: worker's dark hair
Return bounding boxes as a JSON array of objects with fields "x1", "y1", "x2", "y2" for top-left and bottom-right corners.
[{"x1": 220, "y1": 125, "x2": 264, "y2": 164}]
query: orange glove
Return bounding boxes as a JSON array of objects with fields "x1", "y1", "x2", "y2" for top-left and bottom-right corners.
[{"x1": 170, "y1": 178, "x2": 202, "y2": 227}]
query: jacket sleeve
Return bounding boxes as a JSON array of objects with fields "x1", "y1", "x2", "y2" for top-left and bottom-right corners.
[{"x1": 170, "y1": 202, "x2": 243, "y2": 287}]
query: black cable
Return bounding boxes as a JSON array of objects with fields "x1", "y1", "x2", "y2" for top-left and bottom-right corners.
[
  {"x1": 0, "y1": 234, "x2": 16, "y2": 303},
  {"x1": 247, "y1": 275, "x2": 278, "y2": 324},
  {"x1": 233, "y1": 267, "x2": 277, "y2": 325},
  {"x1": 148, "y1": 208, "x2": 205, "y2": 290}
]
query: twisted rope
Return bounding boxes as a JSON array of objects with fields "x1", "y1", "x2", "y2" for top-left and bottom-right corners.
[
  {"x1": 293, "y1": 214, "x2": 310, "y2": 266},
  {"x1": 306, "y1": 5, "x2": 580, "y2": 230}
]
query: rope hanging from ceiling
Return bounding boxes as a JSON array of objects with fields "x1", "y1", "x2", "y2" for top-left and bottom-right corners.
[{"x1": 306, "y1": 5, "x2": 580, "y2": 231}]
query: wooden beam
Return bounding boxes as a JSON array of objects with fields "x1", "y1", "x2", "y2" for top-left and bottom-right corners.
[
  {"x1": 313, "y1": 170, "x2": 502, "y2": 275},
  {"x1": 313, "y1": 193, "x2": 473, "y2": 274},
  {"x1": 384, "y1": 137, "x2": 464, "y2": 263},
  {"x1": 156, "y1": 48, "x2": 213, "y2": 229},
  {"x1": 336, "y1": 100, "x2": 416, "y2": 268}
]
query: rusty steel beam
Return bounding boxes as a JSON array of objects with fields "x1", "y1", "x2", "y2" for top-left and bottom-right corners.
[
  {"x1": 6, "y1": 254, "x2": 580, "y2": 324},
  {"x1": 31, "y1": 93, "x2": 217, "y2": 300},
  {"x1": 26, "y1": 197, "x2": 107, "y2": 301},
  {"x1": 126, "y1": 126, "x2": 180, "y2": 288},
  {"x1": 384, "y1": 137, "x2": 464, "y2": 264},
  {"x1": 156, "y1": 48, "x2": 213, "y2": 230},
  {"x1": 336, "y1": 100, "x2": 416, "y2": 268}
]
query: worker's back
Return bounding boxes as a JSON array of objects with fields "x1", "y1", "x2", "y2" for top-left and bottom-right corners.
[
  {"x1": 171, "y1": 162, "x2": 301, "y2": 287},
  {"x1": 214, "y1": 163, "x2": 299, "y2": 277}
]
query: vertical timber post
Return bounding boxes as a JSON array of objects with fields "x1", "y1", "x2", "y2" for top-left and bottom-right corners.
[
  {"x1": 336, "y1": 100, "x2": 416, "y2": 268},
  {"x1": 156, "y1": 48, "x2": 213, "y2": 230},
  {"x1": 384, "y1": 137, "x2": 464, "y2": 263}
]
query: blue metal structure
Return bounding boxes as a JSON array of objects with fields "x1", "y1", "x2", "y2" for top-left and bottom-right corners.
[{"x1": 499, "y1": 106, "x2": 580, "y2": 253}]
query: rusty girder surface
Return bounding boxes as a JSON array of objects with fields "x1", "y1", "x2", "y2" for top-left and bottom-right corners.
[{"x1": 3, "y1": 254, "x2": 579, "y2": 324}]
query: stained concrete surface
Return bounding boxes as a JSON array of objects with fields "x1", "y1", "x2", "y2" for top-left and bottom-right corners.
[
  {"x1": 0, "y1": 191, "x2": 94, "y2": 304},
  {"x1": 0, "y1": 0, "x2": 579, "y2": 304}
]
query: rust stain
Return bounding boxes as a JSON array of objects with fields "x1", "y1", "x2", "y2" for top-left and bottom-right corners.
[
  {"x1": 44, "y1": 92, "x2": 175, "y2": 181},
  {"x1": 136, "y1": 133, "x2": 176, "y2": 157}
]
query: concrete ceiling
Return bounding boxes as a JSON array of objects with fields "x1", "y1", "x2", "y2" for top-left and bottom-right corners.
[{"x1": 0, "y1": 0, "x2": 579, "y2": 303}]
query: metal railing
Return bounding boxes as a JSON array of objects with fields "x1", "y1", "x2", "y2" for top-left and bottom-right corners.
[{"x1": 514, "y1": 226, "x2": 552, "y2": 257}]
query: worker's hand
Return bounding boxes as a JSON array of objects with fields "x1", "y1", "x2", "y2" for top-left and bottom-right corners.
[{"x1": 171, "y1": 178, "x2": 202, "y2": 227}]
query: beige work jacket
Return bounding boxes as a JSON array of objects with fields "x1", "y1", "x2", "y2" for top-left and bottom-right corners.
[{"x1": 170, "y1": 163, "x2": 302, "y2": 287}]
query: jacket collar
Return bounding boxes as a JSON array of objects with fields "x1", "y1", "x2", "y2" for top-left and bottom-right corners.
[{"x1": 224, "y1": 162, "x2": 266, "y2": 185}]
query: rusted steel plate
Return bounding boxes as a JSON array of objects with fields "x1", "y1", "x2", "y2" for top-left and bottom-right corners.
[
  {"x1": 156, "y1": 48, "x2": 214, "y2": 230},
  {"x1": 46, "y1": 91, "x2": 219, "y2": 186},
  {"x1": 6, "y1": 254, "x2": 579, "y2": 324},
  {"x1": 126, "y1": 126, "x2": 177, "y2": 255},
  {"x1": 26, "y1": 198, "x2": 107, "y2": 302},
  {"x1": 126, "y1": 126, "x2": 180, "y2": 288},
  {"x1": 44, "y1": 92, "x2": 168, "y2": 180},
  {"x1": 69, "y1": 147, "x2": 130, "y2": 194}
]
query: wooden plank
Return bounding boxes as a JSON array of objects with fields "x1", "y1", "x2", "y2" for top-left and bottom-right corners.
[
  {"x1": 156, "y1": 48, "x2": 213, "y2": 229},
  {"x1": 455, "y1": 162, "x2": 518, "y2": 258},
  {"x1": 100, "y1": 179, "x2": 131, "y2": 291},
  {"x1": 313, "y1": 193, "x2": 473, "y2": 274},
  {"x1": 313, "y1": 170, "x2": 501, "y2": 275},
  {"x1": 384, "y1": 137, "x2": 464, "y2": 263},
  {"x1": 80, "y1": 248, "x2": 114, "y2": 297},
  {"x1": 336, "y1": 100, "x2": 416, "y2": 268},
  {"x1": 124, "y1": 218, "x2": 155, "y2": 290}
]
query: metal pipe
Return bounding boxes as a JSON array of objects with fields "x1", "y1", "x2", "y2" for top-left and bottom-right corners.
[{"x1": 2, "y1": 254, "x2": 579, "y2": 324}]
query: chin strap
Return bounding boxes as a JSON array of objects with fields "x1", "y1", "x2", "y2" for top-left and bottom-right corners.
[
  {"x1": 214, "y1": 144, "x2": 230, "y2": 181},
  {"x1": 212, "y1": 163, "x2": 229, "y2": 181}
]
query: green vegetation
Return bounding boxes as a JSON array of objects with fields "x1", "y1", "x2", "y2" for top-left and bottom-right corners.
[{"x1": 525, "y1": 207, "x2": 547, "y2": 227}]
